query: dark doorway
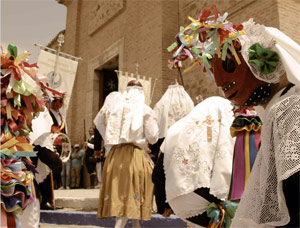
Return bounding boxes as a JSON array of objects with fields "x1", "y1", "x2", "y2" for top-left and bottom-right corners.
[{"x1": 102, "y1": 68, "x2": 118, "y2": 104}]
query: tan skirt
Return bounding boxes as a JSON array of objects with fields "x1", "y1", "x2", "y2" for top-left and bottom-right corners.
[{"x1": 97, "y1": 144, "x2": 154, "y2": 220}]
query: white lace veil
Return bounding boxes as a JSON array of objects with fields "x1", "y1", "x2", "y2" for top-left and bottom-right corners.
[
  {"x1": 118, "y1": 86, "x2": 145, "y2": 142},
  {"x1": 153, "y1": 85, "x2": 194, "y2": 138}
]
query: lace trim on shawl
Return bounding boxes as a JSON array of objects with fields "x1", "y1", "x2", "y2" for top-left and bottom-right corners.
[{"x1": 232, "y1": 89, "x2": 300, "y2": 227}]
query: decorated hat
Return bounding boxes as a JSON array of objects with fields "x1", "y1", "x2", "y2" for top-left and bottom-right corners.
[{"x1": 168, "y1": 5, "x2": 300, "y2": 86}]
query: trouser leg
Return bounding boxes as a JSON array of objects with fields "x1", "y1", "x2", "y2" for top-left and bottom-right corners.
[
  {"x1": 71, "y1": 168, "x2": 76, "y2": 188},
  {"x1": 132, "y1": 219, "x2": 141, "y2": 228},
  {"x1": 75, "y1": 167, "x2": 81, "y2": 188},
  {"x1": 114, "y1": 217, "x2": 128, "y2": 228}
]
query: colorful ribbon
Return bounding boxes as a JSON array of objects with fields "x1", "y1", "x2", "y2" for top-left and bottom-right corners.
[
  {"x1": 229, "y1": 109, "x2": 262, "y2": 200},
  {"x1": 207, "y1": 202, "x2": 238, "y2": 228}
]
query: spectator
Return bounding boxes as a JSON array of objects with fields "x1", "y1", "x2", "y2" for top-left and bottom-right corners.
[
  {"x1": 71, "y1": 144, "x2": 83, "y2": 189},
  {"x1": 85, "y1": 127, "x2": 97, "y2": 188},
  {"x1": 94, "y1": 134, "x2": 104, "y2": 188},
  {"x1": 60, "y1": 147, "x2": 71, "y2": 190}
]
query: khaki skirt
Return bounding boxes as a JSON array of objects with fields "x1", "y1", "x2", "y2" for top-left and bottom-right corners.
[{"x1": 97, "y1": 144, "x2": 154, "y2": 220}]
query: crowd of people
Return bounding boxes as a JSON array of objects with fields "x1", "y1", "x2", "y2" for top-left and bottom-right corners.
[{"x1": 1, "y1": 4, "x2": 299, "y2": 228}]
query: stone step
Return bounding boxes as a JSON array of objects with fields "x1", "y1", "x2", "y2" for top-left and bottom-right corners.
[
  {"x1": 48, "y1": 189, "x2": 187, "y2": 227},
  {"x1": 40, "y1": 210, "x2": 187, "y2": 227},
  {"x1": 54, "y1": 188, "x2": 99, "y2": 210}
]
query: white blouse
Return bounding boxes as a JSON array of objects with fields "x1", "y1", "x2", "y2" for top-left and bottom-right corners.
[{"x1": 94, "y1": 88, "x2": 159, "y2": 156}]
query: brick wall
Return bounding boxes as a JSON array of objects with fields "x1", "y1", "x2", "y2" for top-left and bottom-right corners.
[{"x1": 58, "y1": 0, "x2": 299, "y2": 144}]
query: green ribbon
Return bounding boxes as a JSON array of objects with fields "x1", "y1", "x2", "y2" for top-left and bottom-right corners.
[
  {"x1": 206, "y1": 202, "x2": 238, "y2": 228},
  {"x1": 13, "y1": 78, "x2": 36, "y2": 96},
  {"x1": 248, "y1": 43, "x2": 279, "y2": 75},
  {"x1": 167, "y1": 42, "x2": 178, "y2": 52},
  {"x1": 8, "y1": 44, "x2": 18, "y2": 58},
  {"x1": 207, "y1": 202, "x2": 221, "y2": 223}
]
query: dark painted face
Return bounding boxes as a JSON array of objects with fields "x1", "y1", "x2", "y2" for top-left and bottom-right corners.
[
  {"x1": 51, "y1": 98, "x2": 64, "y2": 110},
  {"x1": 211, "y1": 54, "x2": 266, "y2": 107}
]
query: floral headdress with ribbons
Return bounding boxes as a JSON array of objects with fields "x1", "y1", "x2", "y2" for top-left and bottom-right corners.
[{"x1": 168, "y1": 5, "x2": 285, "y2": 83}]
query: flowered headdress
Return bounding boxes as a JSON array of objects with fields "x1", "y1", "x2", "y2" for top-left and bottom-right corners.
[
  {"x1": 168, "y1": 5, "x2": 245, "y2": 79},
  {"x1": 168, "y1": 5, "x2": 300, "y2": 86}
]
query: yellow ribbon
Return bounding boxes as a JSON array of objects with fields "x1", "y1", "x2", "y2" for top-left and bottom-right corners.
[
  {"x1": 230, "y1": 124, "x2": 262, "y2": 137},
  {"x1": 230, "y1": 42, "x2": 241, "y2": 65},
  {"x1": 1, "y1": 137, "x2": 19, "y2": 150},
  {"x1": 183, "y1": 59, "x2": 202, "y2": 73},
  {"x1": 216, "y1": 35, "x2": 221, "y2": 58},
  {"x1": 244, "y1": 131, "x2": 251, "y2": 183},
  {"x1": 1, "y1": 133, "x2": 34, "y2": 156},
  {"x1": 6, "y1": 102, "x2": 12, "y2": 120},
  {"x1": 14, "y1": 52, "x2": 29, "y2": 67},
  {"x1": 210, "y1": 205, "x2": 226, "y2": 228}
]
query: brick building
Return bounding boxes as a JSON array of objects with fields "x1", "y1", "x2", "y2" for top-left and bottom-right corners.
[{"x1": 52, "y1": 0, "x2": 300, "y2": 143}]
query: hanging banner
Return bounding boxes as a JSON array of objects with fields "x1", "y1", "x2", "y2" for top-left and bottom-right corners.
[
  {"x1": 118, "y1": 71, "x2": 152, "y2": 105},
  {"x1": 37, "y1": 50, "x2": 79, "y2": 109}
]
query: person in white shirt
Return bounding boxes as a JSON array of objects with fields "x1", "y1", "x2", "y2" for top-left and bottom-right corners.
[{"x1": 94, "y1": 81, "x2": 159, "y2": 228}]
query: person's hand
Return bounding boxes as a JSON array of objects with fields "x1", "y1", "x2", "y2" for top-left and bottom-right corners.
[{"x1": 146, "y1": 148, "x2": 151, "y2": 154}]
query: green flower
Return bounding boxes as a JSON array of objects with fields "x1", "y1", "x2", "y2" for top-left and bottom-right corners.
[{"x1": 248, "y1": 43, "x2": 279, "y2": 75}]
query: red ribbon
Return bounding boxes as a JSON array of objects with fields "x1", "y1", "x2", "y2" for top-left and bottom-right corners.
[{"x1": 200, "y1": 8, "x2": 211, "y2": 22}]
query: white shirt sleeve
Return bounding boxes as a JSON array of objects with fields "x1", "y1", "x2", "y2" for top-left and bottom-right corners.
[
  {"x1": 143, "y1": 106, "x2": 159, "y2": 145},
  {"x1": 87, "y1": 143, "x2": 94, "y2": 150}
]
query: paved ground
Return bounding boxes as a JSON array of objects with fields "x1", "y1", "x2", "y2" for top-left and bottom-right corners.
[{"x1": 40, "y1": 224, "x2": 104, "y2": 228}]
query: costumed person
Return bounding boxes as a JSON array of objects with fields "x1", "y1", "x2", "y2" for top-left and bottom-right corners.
[
  {"x1": 168, "y1": 5, "x2": 300, "y2": 227},
  {"x1": 151, "y1": 81, "x2": 194, "y2": 217},
  {"x1": 18, "y1": 74, "x2": 63, "y2": 226},
  {"x1": 162, "y1": 96, "x2": 236, "y2": 228},
  {"x1": 1, "y1": 44, "x2": 48, "y2": 227},
  {"x1": 94, "y1": 81, "x2": 159, "y2": 228},
  {"x1": 85, "y1": 127, "x2": 97, "y2": 188},
  {"x1": 49, "y1": 94, "x2": 70, "y2": 191}
]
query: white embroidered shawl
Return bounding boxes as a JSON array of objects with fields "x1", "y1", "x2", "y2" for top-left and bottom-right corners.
[
  {"x1": 162, "y1": 96, "x2": 235, "y2": 202},
  {"x1": 153, "y1": 85, "x2": 194, "y2": 138}
]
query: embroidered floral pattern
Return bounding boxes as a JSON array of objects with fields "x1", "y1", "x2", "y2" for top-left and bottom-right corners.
[{"x1": 173, "y1": 142, "x2": 212, "y2": 182}]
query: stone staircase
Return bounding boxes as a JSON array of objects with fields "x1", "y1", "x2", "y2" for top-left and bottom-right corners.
[{"x1": 40, "y1": 189, "x2": 187, "y2": 227}]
